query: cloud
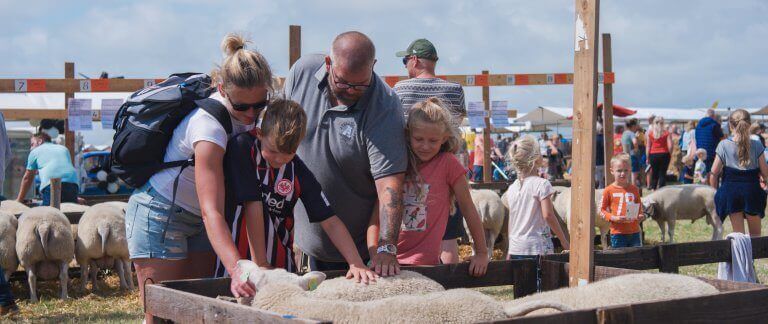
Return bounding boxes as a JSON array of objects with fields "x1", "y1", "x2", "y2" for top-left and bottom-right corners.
[{"x1": 0, "y1": 0, "x2": 765, "y2": 112}]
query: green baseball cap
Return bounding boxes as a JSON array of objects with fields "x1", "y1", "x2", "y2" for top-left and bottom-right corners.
[{"x1": 395, "y1": 39, "x2": 438, "y2": 61}]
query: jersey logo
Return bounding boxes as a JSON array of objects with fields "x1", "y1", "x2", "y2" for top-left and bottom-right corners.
[{"x1": 276, "y1": 179, "x2": 293, "y2": 196}]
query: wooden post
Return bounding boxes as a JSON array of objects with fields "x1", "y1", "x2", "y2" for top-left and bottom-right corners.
[
  {"x1": 49, "y1": 178, "x2": 62, "y2": 209},
  {"x1": 658, "y1": 244, "x2": 680, "y2": 273},
  {"x1": 569, "y1": 0, "x2": 599, "y2": 287},
  {"x1": 289, "y1": 25, "x2": 301, "y2": 68},
  {"x1": 64, "y1": 62, "x2": 76, "y2": 162},
  {"x1": 602, "y1": 33, "x2": 615, "y2": 185},
  {"x1": 482, "y1": 70, "x2": 492, "y2": 183}
]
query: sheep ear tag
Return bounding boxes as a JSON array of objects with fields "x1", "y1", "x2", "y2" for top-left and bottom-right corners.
[{"x1": 301, "y1": 272, "x2": 326, "y2": 291}]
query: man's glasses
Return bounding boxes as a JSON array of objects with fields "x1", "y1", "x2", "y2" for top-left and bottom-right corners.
[
  {"x1": 329, "y1": 65, "x2": 371, "y2": 91},
  {"x1": 225, "y1": 91, "x2": 270, "y2": 112},
  {"x1": 402, "y1": 55, "x2": 411, "y2": 66}
]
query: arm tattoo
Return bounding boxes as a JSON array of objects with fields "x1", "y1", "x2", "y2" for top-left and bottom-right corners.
[{"x1": 378, "y1": 186, "x2": 404, "y2": 245}]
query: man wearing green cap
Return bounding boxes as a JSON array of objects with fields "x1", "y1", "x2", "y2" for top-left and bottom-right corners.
[
  {"x1": 394, "y1": 38, "x2": 468, "y2": 264},
  {"x1": 394, "y1": 39, "x2": 466, "y2": 124}
]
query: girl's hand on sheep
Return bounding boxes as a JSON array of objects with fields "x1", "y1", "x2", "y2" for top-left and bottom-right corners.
[
  {"x1": 346, "y1": 263, "x2": 377, "y2": 284},
  {"x1": 230, "y1": 265, "x2": 257, "y2": 298},
  {"x1": 468, "y1": 252, "x2": 489, "y2": 277}
]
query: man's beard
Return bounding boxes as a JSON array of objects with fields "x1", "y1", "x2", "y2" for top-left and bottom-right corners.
[{"x1": 329, "y1": 84, "x2": 363, "y2": 107}]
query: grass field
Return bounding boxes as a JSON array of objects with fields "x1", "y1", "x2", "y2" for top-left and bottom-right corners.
[{"x1": 4, "y1": 218, "x2": 767, "y2": 322}]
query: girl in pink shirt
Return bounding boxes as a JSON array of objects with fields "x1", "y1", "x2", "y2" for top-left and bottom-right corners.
[{"x1": 390, "y1": 97, "x2": 488, "y2": 276}]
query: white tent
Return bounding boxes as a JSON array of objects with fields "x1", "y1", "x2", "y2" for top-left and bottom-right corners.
[{"x1": 514, "y1": 107, "x2": 573, "y2": 126}]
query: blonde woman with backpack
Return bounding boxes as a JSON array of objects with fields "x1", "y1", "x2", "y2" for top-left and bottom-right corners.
[{"x1": 125, "y1": 33, "x2": 272, "y2": 323}]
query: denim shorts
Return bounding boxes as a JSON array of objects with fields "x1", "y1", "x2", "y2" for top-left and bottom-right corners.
[
  {"x1": 125, "y1": 183, "x2": 212, "y2": 260},
  {"x1": 610, "y1": 232, "x2": 642, "y2": 248}
]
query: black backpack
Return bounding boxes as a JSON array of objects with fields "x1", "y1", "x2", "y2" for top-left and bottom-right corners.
[{"x1": 110, "y1": 73, "x2": 233, "y2": 188}]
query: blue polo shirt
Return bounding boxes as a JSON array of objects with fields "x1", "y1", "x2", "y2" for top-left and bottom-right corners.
[{"x1": 26, "y1": 143, "x2": 78, "y2": 189}]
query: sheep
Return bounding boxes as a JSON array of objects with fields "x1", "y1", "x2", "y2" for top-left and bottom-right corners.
[
  {"x1": 251, "y1": 283, "x2": 505, "y2": 323},
  {"x1": 503, "y1": 273, "x2": 719, "y2": 317},
  {"x1": 59, "y1": 202, "x2": 90, "y2": 214},
  {"x1": 0, "y1": 211, "x2": 18, "y2": 282},
  {"x1": 467, "y1": 189, "x2": 508, "y2": 258},
  {"x1": 239, "y1": 260, "x2": 444, "y2": 302},
  {"x1": 642, "y1": 184, "x2": 722, "y2": 243},
  {"x1": 15, "y1": 206, "x2": 75, "y2": 302},
  {"x1": 549, "y1": 187, "x2": 611, "y2": 249},
  {"x1": 75, "y1": 203, "x2": 133, "y2": 291},
  {"x1": 0, "y1": 200, "x2": 30, "y2": 216}
]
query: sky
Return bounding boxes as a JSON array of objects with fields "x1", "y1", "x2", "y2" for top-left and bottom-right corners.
[{"x1": 1, "y1": 0, "x2": 767, "y2": 142}]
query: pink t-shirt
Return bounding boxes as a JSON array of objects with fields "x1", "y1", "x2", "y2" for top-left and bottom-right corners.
[
  {"x1": 473, "y1": 135, "x2": 495, "y2": 166},
  {"x1": 398, "y1": 153, "x2": 467, "y2": 265}
]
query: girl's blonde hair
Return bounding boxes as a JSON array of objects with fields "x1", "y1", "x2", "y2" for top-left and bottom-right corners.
[
  {"x1": 507, "y1": 135, "x2": 540, "y2": 175},
  {"x1": 651, "y1": 116, "x2": 665, "y2": 138},
  {"x1": 729, "y1": 109, "x2": 753, "y2": 168},
  {"x1": 405, "y1": 97, "x2": 461, "y2": 213},
  {"x1": 211, "y1": 33, "x2": 274, "y2": 93}
]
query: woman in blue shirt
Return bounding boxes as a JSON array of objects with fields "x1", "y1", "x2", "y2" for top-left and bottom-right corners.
[{"x1": 710, "y1": 109, "x2": 768, "y2": 237}]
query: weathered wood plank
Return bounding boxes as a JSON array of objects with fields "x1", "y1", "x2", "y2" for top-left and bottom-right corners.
[
  {"x1": 289, "y1": 25, "x2": 301, "y2": 68},
  {"x1": 601, "y1": 33, "x2": 614, "y2": 185},
  {"x1": 482, "y1": 70, "x2": 492, "y2": 183},
  {"x1": 146, "y1": 284, "x2": 325, "y2": 324},
  {"x1": 657, "y1": 243, "x2": 679, "y2": 273},
  {"x1": 568, "y1": 0, "x2": 601, "y2": 286},
  {"x1": 613, "y1": 288, "x2": 768, "y2": 324}
]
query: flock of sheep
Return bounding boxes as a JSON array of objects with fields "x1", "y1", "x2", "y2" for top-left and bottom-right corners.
[
  {"x1": 0, "y1": 200, "x2": 132, "y2": 302},
  {"x1": 0, "y1": 182, "x2": 726, "y2": 322}
]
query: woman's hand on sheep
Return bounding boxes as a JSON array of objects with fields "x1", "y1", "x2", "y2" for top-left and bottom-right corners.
[
  {"x1": 230, "y1": 266, "x2": 257, "y2": 298},
  {"x1": 346, "y1": 263, "x2": 377, "y2": 284},
  {"x1": 468, "y1": 252, "x2": 489, "y2": 277}
]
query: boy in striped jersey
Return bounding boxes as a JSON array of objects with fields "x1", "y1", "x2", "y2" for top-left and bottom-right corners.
[{"x1": 217, "y1": 98, "x2": 376, "y2": 283}]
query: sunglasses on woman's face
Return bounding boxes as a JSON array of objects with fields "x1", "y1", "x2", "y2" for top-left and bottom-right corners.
[{"x1": 226, "y1": 91, "x2": 270, "y2": 112}]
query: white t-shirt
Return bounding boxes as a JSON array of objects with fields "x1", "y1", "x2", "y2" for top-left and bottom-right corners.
[
  {"x1": 506, "y1": 176, "x2": 555, "y2": 255},
  {"x1": 149, "y1": 92, "x2": 254, "y2": 216}
]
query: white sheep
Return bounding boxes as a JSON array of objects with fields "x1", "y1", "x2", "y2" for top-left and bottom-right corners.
[
  {"x1": 15, "y1": 206, "x2": 75, "y2": 302},
  {"x1": 503, "y1": 273, "x2": 719, "y2": 317},
  {"x1": 642, "y1": 184, "x2": 722, "y2": 243},
  {"x1": 467, "y1": 189, "x2": 508, "y2": 258},
  {"x1": 75, "y1": 203, "x2": 133, "y2": 291},
  {"x1": 0, "y1": 200, "x2": 30, "y2": 216},
  {"x1": 251, "y1": 283, "x2": 505, "y2": 323},
  {"x1": 549, "y1": 186, "x2": 611, "y2": 249},
  {"x1": 59, "y1": 202, "x2": 90, "y2": 214},
  {"x1": 0, "y1": 211, "x2": 19, "y2": 282},
  {"x1": 239, "y1": 260, "x2": 444, "y2": 302}
]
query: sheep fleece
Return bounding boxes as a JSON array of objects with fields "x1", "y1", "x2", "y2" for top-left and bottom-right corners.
[
  {"x1": 15, "y1": 207, "x2": 75, "y2": 279},
  {"x1": 0, "y1": 211, "x2": 18, "y2": 275},
  {"x1": 308, "y1": 270, "x2": 445, "y2": 301},
  {"x1": 504, "y1": 273, "x2": 719, "y2": 317},
  {"x1": 252, "y1": 283, "x2": 506, "y2": 323},
  {"x1": 0, "y1": 200, "x2": 30, "y2": 216},
  {"x1": 75, "y1": 203, "x2": 129, "y2": 262}
]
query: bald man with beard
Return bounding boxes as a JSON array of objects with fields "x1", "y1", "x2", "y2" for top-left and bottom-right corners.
[{"x1": 284, "y1": 31, "x2": 407, "y2": 276}]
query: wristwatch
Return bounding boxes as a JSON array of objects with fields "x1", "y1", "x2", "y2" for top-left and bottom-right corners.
[{"x1": 376, "y1": 244, "x2": 397, "y2": 255}]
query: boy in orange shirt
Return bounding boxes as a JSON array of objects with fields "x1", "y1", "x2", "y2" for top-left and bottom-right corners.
[{"x1": 600, "y1": 153, "x2": 645, "y2": 248}]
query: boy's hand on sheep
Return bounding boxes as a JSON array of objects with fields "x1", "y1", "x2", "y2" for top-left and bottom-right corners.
[
  {"x1": 468, "y1": 252, "x2": 489, "y2": 277},
  {"x1": 346, "y1": 263, "x2": 377, "y2": 284},
  {"x1": 231, "y1": 262, "x2": 257, "y2": 298}
]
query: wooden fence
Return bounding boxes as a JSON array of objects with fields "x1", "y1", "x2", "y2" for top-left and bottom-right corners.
[{"x1": 543, "y1": 236, "x2": 768, "y2": 274}]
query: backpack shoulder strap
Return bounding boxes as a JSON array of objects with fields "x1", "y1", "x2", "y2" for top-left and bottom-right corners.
[{"x1": 195, "y1": 98, "x2": 233, "y2": 134}]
